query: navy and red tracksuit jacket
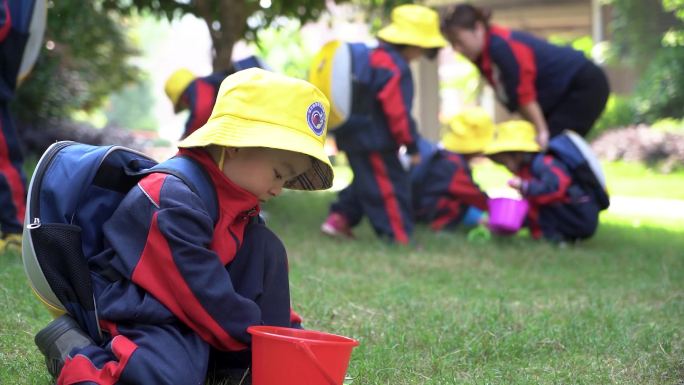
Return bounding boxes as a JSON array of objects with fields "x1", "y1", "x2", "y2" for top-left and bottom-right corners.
[
  {"x1": 329, "y1": 43, "x2": 419, "y2": 244},
  {"x1": 178, "y1": 71, "x2": 228, "y2": 138},
  {"x1": 411, "y1": 140, "x2": 488, "y2": 231},
  {"x1": 58, "y1": 149, "x2": 301, "y2": 384},
  {"x1": 334, "y1": 42, "x2": 420, "y2": 154},
  {"x1": 0, "y1": 0, "x2": 32, "y2": 234},
  {"x1": 517, "y1": 153, "x2": 599, "y2": 241},
  {"x1": 477, "y1": 25, "x2": 588, "y2": 114}
]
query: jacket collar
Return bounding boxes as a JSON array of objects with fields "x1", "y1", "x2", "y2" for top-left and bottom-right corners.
[{"x1": 178, "y1": 148, "x2": 260, "y2": 220}]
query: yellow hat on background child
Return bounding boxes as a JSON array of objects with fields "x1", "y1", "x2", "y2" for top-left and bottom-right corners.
[
  {"x1": 377, "y1": 4, "x2": 448, "y2": 48},
  {"x1": 484, "y1": 120, "x2": 541, "y2": 155},
  {"x1": 441, "y1": 107, "x2": 494, "y2": 154},
  {"x1": 165, "y1": 68, "x2": 195, "y2": 110},
  {"x1": 178, "y1": 68, "x2": 334, "y2": 191}
]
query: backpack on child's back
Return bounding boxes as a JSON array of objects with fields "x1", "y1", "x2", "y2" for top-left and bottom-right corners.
[
  {"x1": 309, "y1": 40, "x2": 375, "y2": 133},
  {"x1": 22, "y1": 141, "x2": 217, "y2": 342},
  {"x1": 547, "y1": 130, "x2": 610, "y2": 210}
]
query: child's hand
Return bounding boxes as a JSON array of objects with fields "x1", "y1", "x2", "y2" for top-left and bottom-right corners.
[
  {"x1": 409, "y1": 152, "x2": 421, "y2": 166},
  {"x1": 536, "y1": 129, "x2": 549, "y2": 149},
  {"x1": 507, "y1": 177, "x2": 523, "y2": 191}
]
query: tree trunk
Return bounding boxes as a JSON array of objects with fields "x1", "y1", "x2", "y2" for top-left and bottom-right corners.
[{"x1": 196, "y1": 0, "x2": 252, "y2": 72}]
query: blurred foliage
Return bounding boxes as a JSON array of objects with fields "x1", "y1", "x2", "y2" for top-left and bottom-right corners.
[
  {"x1": 12, "y1": 0, "x2": 410, "y2": 125},
  {"x1": 12, "y1": 0, "x2": 139, "y2": 123},
  {"x1": 253, "y1": 20, "x2": 311, "y2": 79},
  {"x1": 102, "y1": 0, "x2": 409, "y2": 71},
  {"x1": 548, "y1": 35, "x2": 594, "y2": 59},
  {"x1": 598, "y1": 0, "x2": 684, "y2": 127},
  {"x1": 607, "y1": 0, "x2": 681, "y2": 66},
  {"x1": 105, "y1": 76, "x2": 158, "y2": 131},
  {"x1": 631, "y1": 46, "x2": 684, "y2": 122},
  {"x1": 651, "y1": 117, "x2": 684, "y2": 132},
  {"x1": 590, "y1": 95, "x2": 636, "y2": 139},
  {"x1": 251, "y1": 0, "x2": 412, "y2": 80}
]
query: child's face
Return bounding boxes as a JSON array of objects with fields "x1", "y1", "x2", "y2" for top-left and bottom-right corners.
[
  {"x1": 401, "y1": 46, "x2": 426, "y2": 62},
  {"x1": 490, "y1": 153, "x2": 522, "y2": 174},
  {"x1": 221, "y1": 147, "x2": 310, "y2": 202}
]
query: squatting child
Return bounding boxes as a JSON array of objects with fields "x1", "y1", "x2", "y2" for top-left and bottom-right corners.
[
  {"x1": 410, "y1": 108, "x2": 492, "y2": 231},
  {"x1": 34, "y1": 68, "x2": 334, "y2": 384},
  {"x1": 485, "y1": 120, "x2": 600, "y2": 242}
]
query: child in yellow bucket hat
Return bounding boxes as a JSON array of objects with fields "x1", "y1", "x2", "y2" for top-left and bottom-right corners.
[
  {"x1": 322, "y1": 4, "x2": 447, "y2": 244},
  {"x1": 485, "y1": 120, "x2": 601, "y2": 242},
  {"x1": 165, "y1": 57, "x2": 269, "y2": 140},
  {"x1": 34, "y1": 68, "x2": 334, "y2": 384},
  {"x1": 409, "y1": 107, "x2": 492, "y2": 231}
]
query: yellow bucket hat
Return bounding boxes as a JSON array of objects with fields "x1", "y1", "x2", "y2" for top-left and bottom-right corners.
[
  {"x1": 178, "y1": 68, "x2": 334, "y2": 191},
  {"x1": 377, "y1": 4, "x2": 448, "y2": 49},
  {"x1": 442, "y1": 107, "x2": 494, "y2": 154},
  {"x1": 484, "y1": 120, "x2": 541, "y2": 155},
  {"x1": 165, "y1": 68, "x2": 195, "y2": 110}
]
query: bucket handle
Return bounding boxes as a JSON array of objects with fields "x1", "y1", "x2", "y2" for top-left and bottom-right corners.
[{"x1": 295, "y1": 340, "x2": 340, "y2": 385}]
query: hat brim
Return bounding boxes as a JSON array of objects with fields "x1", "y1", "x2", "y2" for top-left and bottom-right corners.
[
  {"x1": 484, "y1": 140, "x2": 541, "y2": 155},
  {"x1": 441, "y1": 132, "x2": 489, "y2": 154},
  {"x1": 377, "y1": 25, "x2": 447, "y2": 48},
  {"x1": 178, "y1": 115, "x2": 334, "y2": 191}
]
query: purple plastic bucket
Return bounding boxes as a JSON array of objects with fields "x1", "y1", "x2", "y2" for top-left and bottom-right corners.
[{"x1": 487, "y1": 197, "x2": 529, "y2": 234}]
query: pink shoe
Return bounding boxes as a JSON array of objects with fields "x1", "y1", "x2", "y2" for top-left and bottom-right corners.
[{"x1": 320, "y1": 212, "x2": 355, "y2": 239}]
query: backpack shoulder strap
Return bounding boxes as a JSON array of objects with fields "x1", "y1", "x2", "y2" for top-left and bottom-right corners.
[{"x1": 142, "y1": 156, "x2": 219, "y2": 224}]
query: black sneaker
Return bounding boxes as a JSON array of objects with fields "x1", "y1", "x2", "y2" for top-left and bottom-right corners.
[{"x1": 34, "y1": 314, "x2": 95, "y2": 378}]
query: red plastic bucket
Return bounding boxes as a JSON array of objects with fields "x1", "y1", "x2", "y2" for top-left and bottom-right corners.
[
  {"x1": 487, "y1": 197, "x2": 529, "y2": 234},
  {"x1": 247, "y1": 326, "x2": 359, "y2": 385}
]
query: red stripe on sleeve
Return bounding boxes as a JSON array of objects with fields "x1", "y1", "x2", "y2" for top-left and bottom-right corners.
[
  {"x1": 0, "y1": 0, "x2": 11, "y2": 42},
  {"x1": 132, "y1": 213, "x2": 246, "y2": 351},
  {"x1": 370, "y1": 50, "x2": 414, "y2": 146},
  {"x1": 508, "y1": 40, "x2": 537, "y2": 105},
  {"x1": 527, "y1": 155, "x2": 572, "y2": 205},
  {"x1": 290, "y1": 309, "x2": 303, "y2": 325},
  {"x1": 137, "y1": 173, "x2": 166, "y2": 207},
  {"x1": 444, "y1": 154, "x2": 488, "y2": 210}
]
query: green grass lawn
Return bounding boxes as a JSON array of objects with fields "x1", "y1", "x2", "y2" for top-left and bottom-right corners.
[{"x1": 1, "y1": 161, "x2": 683, "y2": 384}]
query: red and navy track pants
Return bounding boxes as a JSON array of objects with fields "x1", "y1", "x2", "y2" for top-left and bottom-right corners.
[{"x1": 331, "y1": 150, "x2": 413, "y2": 244}]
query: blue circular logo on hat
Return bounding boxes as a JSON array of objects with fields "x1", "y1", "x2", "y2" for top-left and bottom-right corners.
[{"x1": 306, "y1": 102, "x2": 326, "y2": 136}]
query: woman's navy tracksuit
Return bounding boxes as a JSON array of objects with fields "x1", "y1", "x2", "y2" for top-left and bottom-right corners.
[{"x1": 478, "y1": 25, "x2": 609, "y2": 137}]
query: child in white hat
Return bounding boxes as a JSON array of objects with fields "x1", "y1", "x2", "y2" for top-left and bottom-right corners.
[{"x1": 34, "y1": 68, "x2": 333, "y2": 384}]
